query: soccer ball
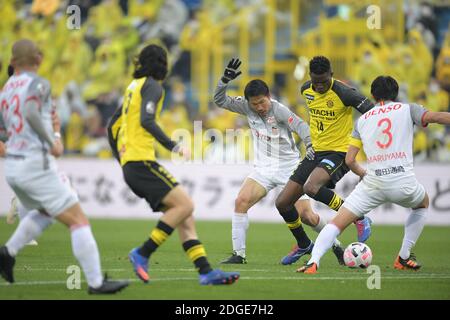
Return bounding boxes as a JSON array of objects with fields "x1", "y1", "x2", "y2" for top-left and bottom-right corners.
[{"x1": 343, "y1": 242, "x2": 372, "y2": 268}]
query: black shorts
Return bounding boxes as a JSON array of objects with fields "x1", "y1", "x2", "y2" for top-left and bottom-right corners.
[
  {"x1": 122, "y1": 161, "x2": 179, "y2": 212},
  {"x1": 290, "y1": 151, "x2": 349, "y2": 189}
]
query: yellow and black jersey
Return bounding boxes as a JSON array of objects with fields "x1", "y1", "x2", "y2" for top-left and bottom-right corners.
[
  {"x1": 301, "y1": 78, "x2": 373, "y2": 153},
  {"x1": 107, "y1": 76, "x2": 177, "y2": 166}
]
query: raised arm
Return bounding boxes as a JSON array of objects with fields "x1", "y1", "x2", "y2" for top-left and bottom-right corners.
[
  {"x1": 213, "y1": 58, "x2": 249, "y2": 115},
  {"x1": 408, "y1": 102, "x2": 450, "y2": 127},
  {"x1": 422, "y1": 111, "x2": 450, "y2": 125}
]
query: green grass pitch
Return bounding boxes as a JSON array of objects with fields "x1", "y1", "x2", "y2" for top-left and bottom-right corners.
[{"x1": 0, "y1": 219, "x2": 449, "y2": 300}]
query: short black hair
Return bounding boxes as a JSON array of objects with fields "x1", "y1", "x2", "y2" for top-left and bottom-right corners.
[
  {"x1": 371, "y1": 76, "x2": 399, "y2": 101},
  {"x1": 7, "y1": 64, "x2": 14, "y2": 77},
  {"x1": 133, "y1": 44, "x2": 168, "y2": 80},
  {"x1": 244, "y1": 79, "x2": 269, "y2": 100},
  {"x1": 310, "y1": 56, "x2": 331, "y2": 74}
]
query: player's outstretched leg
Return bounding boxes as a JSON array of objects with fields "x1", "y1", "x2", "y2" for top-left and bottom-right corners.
[
  {"x1": 221, "y1": 178, "x2": 266, "y2": 264},
  {"x1": 178, "y1": 215, "x2": 240, "y2": 285},
  {"x1": 296, "y1": 199, "x2": 345, "y2": 265},
  {"x1": 6, "y1": 197, "x2": 40, "y2": 246},
  {"x1": 394, "y1": 204, "x2": 427, "y2": 271},
  {"x1": 1, "y1": 210, "x2": 53, "y2": 283},
  {"x1": 276, "y1": 181, "x2": 314, "y2": 265},
  {"x1": 0, "y1": 246, "x2": 15, "y2": 283},
  {"x1": 58, "y1": 203, "x2": 129, "y2": 294},
  {"x1": 355, "y1": 216, "x2": 372, "y2": 243}
]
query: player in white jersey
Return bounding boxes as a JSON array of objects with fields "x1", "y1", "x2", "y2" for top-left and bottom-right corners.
[
  {"x1": 3, "y1": 107, "x2": 70, "y2": 246},
  {"x1": 0, "y1": 39, "x2": 128, "y2": 293},
  {"x1": 214, "y1": 58, "x2": 345, "y2": 265},
  {"x1": 297, "y1": 76, "x2": 450, "y2": 274},
  {"x1": 0, "y1": 63, "x2": 39, "y2": 245}
]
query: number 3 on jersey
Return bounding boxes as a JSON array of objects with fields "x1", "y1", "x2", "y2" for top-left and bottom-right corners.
[
  {"x1": 376, "y1": 118, "x2": 393, "y2": 149},
  {"x1": 1, "y1": 95, "x2": 24, "y2": 135}
]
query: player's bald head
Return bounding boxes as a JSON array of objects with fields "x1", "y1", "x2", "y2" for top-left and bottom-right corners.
[{"x1": 11, "y1": 39, "x2": 42, "y2": 68}]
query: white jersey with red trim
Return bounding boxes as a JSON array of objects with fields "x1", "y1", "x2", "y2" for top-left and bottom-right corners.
[
  {"x1": 0, "y1": 72, "x2": 53, "y2": 157},
  {"x1": 352, "y1": 101, "x2": 428, "y2": 183}
]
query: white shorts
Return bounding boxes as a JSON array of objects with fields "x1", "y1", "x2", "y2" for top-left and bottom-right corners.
[
  {"x1": 4, "y1": 156, "x2": 78, "y2": 217},
  {"x1": 343, "y1": 176, "x2": 426, "y2": 217},
  {"x1": 248, "y1": 161, "x2": 309, "y2": 200}
]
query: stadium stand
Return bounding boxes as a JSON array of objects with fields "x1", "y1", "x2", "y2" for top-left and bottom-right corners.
[{"x1": 0, "y1": 0, "x2": 449, "y2": 161}]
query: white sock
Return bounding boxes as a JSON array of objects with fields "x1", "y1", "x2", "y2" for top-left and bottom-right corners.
[
  {"x1": 6, "y1": 211, "x2": 53, "y2": 256},
  {"x1": 308, "y1": 223, "x2": 340, "y2": 266},
  {"x1": 17, "y1": 202, "x2": 30, "y2": 221},
  {"x1": 71, "y1": 225, "x2": 103, "y2": 288},
  {"x1": 399, "y1": 208, "x2": 427, "y2": 260},
  {"x1": 232, "y1": 212, "x2": 249, "y2": 258},
  {"x1": 312, "y1": 215, "x2": 341, "y2": 247}
]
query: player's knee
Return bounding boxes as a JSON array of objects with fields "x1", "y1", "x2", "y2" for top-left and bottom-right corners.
[
  {"x1": 303, "y1": 182, "x2": 319, "y2": 197},
  {"x1": 275, "y1": 195, "x2": 290, "y2": 213},
  {"x1": 180, "y1": 199, "x2": 194, "y2": 217},
  {"x1": 235, "y1": 195, "x2": 252, "y2": 212},
  {"x1": 300, "y1": 210, "x2": 316, "y2": 226},
  {"x1": 414, "y1": 193, "x2": 429, "y2": 209}
]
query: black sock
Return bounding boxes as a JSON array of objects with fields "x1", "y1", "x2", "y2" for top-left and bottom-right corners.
[
  {"x1": 279, "y1": 206, "x2": 312, "y2": 248},
  {"x1": 182, "y1": 239, "x2": 213, "y2": 275},
  {"x1": 138, "y1": 220, "x2": 174, "y2": 258},
  {"x1": 313, "y1": 187, "x2": 344, "y2": 211}
]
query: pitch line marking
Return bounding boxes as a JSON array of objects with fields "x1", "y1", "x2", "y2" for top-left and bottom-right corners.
[{"x1": 2, "y1": 275, "x2": 450, "y2": 287}]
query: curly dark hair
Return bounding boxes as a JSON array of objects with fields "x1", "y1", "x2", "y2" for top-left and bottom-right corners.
[
  {"x1": 133, "y1": 44, "x2": 168, "y2": 80},
  {"x1": 371, "y1": 76, "x2": 399, "y2": 101},
  {"x1": 7, "y1": 64, "x2": 14, "y2": 77},
  {"x1": 309, "y1": 56, "x2": 331, "y2": 74}
]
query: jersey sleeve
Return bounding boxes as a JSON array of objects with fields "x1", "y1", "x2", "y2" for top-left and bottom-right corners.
[
  {"x1": 275, "y1": 103, "x2": 311, "y2": 146},
  {"x1": 349, "y1": 118, "x2": 362, "y2": 148},
  {"x1": 23, "y1": 77, "x2": 54, "y2": 146},
  {"x1": 213, "y1": 79, "x2": 249, "y2": 115},
  {"x1": 300, "y1": 81, "x2": 311, "y2": 95},
  {"x1": 409, "y1": 103, "x2": 429, "y2": 127},
  {"x1": 26, "y1": 76, "x2": 51, "y2": 107},
  {"x1": 333, "y1": 81, "x2": 374, "y2": 114},
  {"x1": 107, "y1": 104, "x2": 123, "y2": 161},
  {"x1": 139, "y1": 78, "x2": 177, "y2": 151}
]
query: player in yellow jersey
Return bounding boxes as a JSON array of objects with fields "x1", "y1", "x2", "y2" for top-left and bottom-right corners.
[
  {"x1": 107, "y1": 44, "x2": 239, "y2": 285},
  {"x1": 276, "y1": 56, "x2": 374, "y2": 265}
]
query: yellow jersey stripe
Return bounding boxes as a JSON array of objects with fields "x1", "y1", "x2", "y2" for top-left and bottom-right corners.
[{"x1": 143, "y1": 161, "x2": 174, "y2": 188}]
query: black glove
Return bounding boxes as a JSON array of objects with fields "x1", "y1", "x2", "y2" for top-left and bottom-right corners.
[{"x1": 221, "y1": 58, "x2": 242, "y2": 83}]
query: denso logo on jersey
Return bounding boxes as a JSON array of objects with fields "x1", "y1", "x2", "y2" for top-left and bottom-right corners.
[
  {"x1": 3, "y1": 79, "x2": 29, "y2": 92},
  {"x1": 364, "y1": 103, "x2": 402, "y2": 119}
]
